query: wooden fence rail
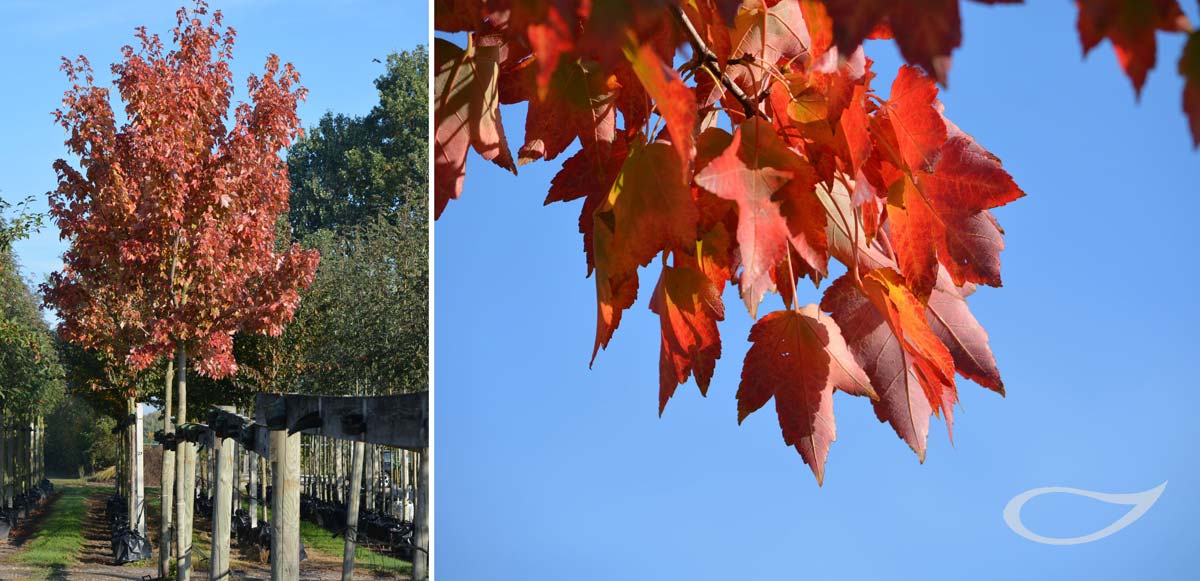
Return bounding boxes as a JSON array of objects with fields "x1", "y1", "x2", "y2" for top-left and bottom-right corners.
[{"x1": 147, "y1": 392, "x2": 428, "y2": 581}]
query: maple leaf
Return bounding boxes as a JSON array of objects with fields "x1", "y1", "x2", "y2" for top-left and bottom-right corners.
[
  {"x1": 737, "y1": 305, "x2": 874, "y2": 484},
  {"x1": 1180, "y1": 30, "x2": 1200, "y2": 147},
  {"x1": 527, "y1": 2, "x2": 578, "y2": 98},
  {"x1": 887, "y1": 130, "x2": 1025, "y2": 297},
  {"x1": 927, "y1": 269, "x2": 1003, "y2": 393},
  {"x1": 545, "y1": 136, "x2": 630, "y2": 272},
  {"x1": 650, "y1": 261, "x2": 725, "y2": 415},
  {"x1": 518, "y1": 59, "x2": 619, "y2": 165},
  {"x1": 820, "y1": 0, "x2": 1025, "y2": 85},
  {"x1": 623, "y1": 39, "x2": 698, "y2": 175},
  {"x1": 799, "y1": 0, "x2": 835, "y2": 61},
  {"x1": 864, "y1": 269, "x2": 955, "y2": 417},
  {"x1": 694, "y1": 119, "x2": 825, "y2": 317},
  {"x1": 822, "y1": 269, "x2": 963, "y2": 458},
  {"x1": 1076, "y1": 0, "x2": 1191, "y2": 97},
  {"x1": 434, "y1": 37, "x2": 517, "y2": 218},
  {"x1": 822, "y1": 0, "x2": 962, "y2": 85},
  {"x1": 878, "y1": 65, "x2": 946, "y2": 174},
  {"x1": 592, "y1": 141, "x2": 698, "y2": 362}
]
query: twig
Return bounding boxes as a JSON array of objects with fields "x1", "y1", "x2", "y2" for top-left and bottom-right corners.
[{"x1": 669, "y1": 4, "x2": 763, "y2": 120}]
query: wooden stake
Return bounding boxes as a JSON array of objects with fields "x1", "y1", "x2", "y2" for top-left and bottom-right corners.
[
  {"x1": 175, "y1": 346, "x2": 193, "y2": 581},
  {"x1": 413, "y1": 448, "x2": 430, "y2": 581},
  {"x1": 160, "y1": 359, "x2": 175, "y2": 579},
  {"x1": 341, "y1": 439, "x2": 365, "y2": 581},
  {"x1": 210, "y1": 405, "x2": 235, "y2": 581},
  {"x1": 249, "y1": 451, "x2": 259, "y2": 529},
  {"x1": 134, "y1": 405, "x2": 146, "y2": 535},
  {"x1": 270, "y1": 428, "x2": 300, "y2": 581}
]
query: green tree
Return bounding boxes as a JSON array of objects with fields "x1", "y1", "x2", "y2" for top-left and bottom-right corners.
[
  {"x1": 288, "y1": 47, "x2": 428, "y2": 236},
  {"x1": 0, "y1": 231, "x2": 63, "y2": 417},
  {"x1": 295, "y1": 215, "x2": 427, "y2": 394}
]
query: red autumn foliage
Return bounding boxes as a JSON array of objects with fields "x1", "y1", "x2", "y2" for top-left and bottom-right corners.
[
  {"x1": 43, "y1": 2, "x2": 318, "y2": 380},
  {"x1": 435, "y1": 0, "x2": 1192, "y2": 482}
]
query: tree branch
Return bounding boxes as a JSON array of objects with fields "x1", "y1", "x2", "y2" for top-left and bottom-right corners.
[{"x1": 670, "y1": 4, "x2": 763, "y2": 120}]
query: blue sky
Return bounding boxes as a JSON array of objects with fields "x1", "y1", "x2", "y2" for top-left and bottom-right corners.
[
  {"x1": 436, "y1": 2, "x2": 1200, "y2": 580},
  {"x1": 0, "y1": 0, "x2": 429, "y2": 316}
]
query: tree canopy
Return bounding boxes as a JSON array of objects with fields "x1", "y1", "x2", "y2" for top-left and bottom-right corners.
[{"x1": 288, "y1": 47, "x2": 429, "y2": 237}]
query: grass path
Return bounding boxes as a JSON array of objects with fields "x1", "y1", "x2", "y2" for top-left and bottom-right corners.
[{"x1": 8, "y1": 483, "x2": 92, "y2": 571}]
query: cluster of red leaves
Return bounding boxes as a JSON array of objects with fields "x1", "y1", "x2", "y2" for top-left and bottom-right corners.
[
  {"x1": 825, "y1": 0, "x2": 1197, "y2": 144},
  {"x1": 434, "y1": 0, "x2": 1192, "y2": 482},
  {"x1": 43, "y1": 2, "x2": 318, "y2": 380}
]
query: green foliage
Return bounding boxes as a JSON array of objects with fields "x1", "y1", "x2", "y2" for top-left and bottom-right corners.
[
  {"x1": 295, "y1": 214, "x2": 427, "y2": 394},
  {"x1": 44, "y1": 396, "x2": 122, "y2": 475},
  {"x1": 232, "y1": 48, "x2": 430, "y2": 397},
  {"x1": 0, "y1": 196, "x2": 43, "y2": 256},
  {"x1": 57, "y1": 339, "x2": 161, "y2": 417},
  {"x1": 288, "y1": 47, "x2": 428, "y2": 237},
  {"x1": 0, "y1": 225, "x2": 64, "y2": 416}
]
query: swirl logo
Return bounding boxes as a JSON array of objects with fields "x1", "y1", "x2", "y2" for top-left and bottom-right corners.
[{"x1": 1003, "y1": 482, "x2": 1167, "y2": 545}]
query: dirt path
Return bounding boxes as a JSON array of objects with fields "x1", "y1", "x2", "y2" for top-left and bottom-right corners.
[{"x1": 65, "y1": 489, "x2": 158, "y2": 580}]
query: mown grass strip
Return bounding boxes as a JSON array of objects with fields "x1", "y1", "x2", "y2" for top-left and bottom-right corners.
[
  {"x1": 13, "y1": 482, "x2": 106, "y2": 569},
  {"x1": 299, "y1": 519, "x2": 412, "y2": 574}
]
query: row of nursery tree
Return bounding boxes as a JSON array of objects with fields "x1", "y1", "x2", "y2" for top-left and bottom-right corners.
[{"x1": 0, "y1": 3, "x2": 427, "y2": 520}]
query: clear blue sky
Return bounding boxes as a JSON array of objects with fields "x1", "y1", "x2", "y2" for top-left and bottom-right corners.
[
  {"x1": 436, "y1": 3, "x2": 1200, "y2": 580},
  {"x1": 0, "y1": 0, "x2": 429, "y2": 317}
]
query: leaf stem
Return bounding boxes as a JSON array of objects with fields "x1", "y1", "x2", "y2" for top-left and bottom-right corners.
[{"x1": 670, "y1": 4, "x2": 762, "y2": 120}]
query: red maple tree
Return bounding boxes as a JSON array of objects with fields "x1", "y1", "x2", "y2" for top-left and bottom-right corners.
[
  {"x1": 435, "y1": 0, "x2": 1192, "y2": 482},
  {"x1": 42, "y1": 2, "x2": 318, "y2": 572},
  {"x1": 45, "y1": 2, "x2": 317, "y2": 381}
]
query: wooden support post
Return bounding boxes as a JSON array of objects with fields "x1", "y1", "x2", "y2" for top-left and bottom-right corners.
[
  {"x1": 232, "y1": 442, "x2": 241, "y2": 513},
  {"x1": 413, "y1": 449, "x2": 430, "y2": 581},
  {"x1": 335, "y1": 439, "x2": 345, "y2": 504},
  {"x1": 160, "y1": 360, "x2": 175, "y2": 579},
  {"x1": 134, "y1": 405, "x2": 146, "y2": 535},
  {"x1": 270, "y1": 428, "x2": 300, "y2": 581},
  {"x1": 341, "y1": 439, "x2": 365, "y2": 581},
  {"x1": 26, "y1": 419, "x2": 33, "y2": 500},
  {"x1": 248, "y1": 451, "x2": 258, "y2": 529},
  {"x1": 175, "y1": 347, "x2": 193, "y2": 581},
  {"x1": 127, "y1": 401, "x2": 136, "y2": 532},
  {"x1": 211, "y1": 405, "x2": 235, "y2": 581},
  {"x1": 259, "y1": 453, "x2": 267, "y2": 527},
  {"x1": 364, "y1": 444, "x2": 374, "y2": 514}
]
